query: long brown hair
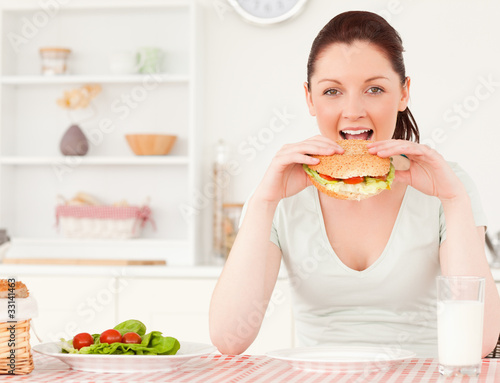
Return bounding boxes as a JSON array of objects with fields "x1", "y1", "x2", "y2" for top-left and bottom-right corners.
[{"x1": 307, "y1": 11, "x2": 419, "y2": 143}]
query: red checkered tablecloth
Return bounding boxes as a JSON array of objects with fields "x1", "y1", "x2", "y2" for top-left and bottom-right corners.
[{"x1": 2, "y1": 353, "x2": 499, "y2": 382}]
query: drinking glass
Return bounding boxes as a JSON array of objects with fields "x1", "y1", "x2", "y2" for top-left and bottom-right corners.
[{"x1": 436, "y1": 276, "x2": 485, "y2": 377}]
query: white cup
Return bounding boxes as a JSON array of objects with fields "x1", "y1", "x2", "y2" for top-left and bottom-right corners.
[
  {"x1": 109, "y1": 51, "x2": 137, "y2": 75},
  {"x1": 436, "y1": 276, "x2": 485, "y2": 377}
]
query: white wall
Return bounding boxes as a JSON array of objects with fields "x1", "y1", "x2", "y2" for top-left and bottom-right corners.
[{"x1": 198, "y1": 0, "x2": 500, "y2": 262}]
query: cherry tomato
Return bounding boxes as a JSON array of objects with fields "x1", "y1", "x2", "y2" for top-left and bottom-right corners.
[
  {"x1": 73, "y1": 332, "x2": 94, "y2": 350},
  {"x1": 343, "y1": 176, "x2": 364, "y2": 184},
  {"x1": 100, "y1": 329, "x2": 122, "y2": 344},
  {"x1": 319, "y1": 174, "x2": 337, "y2": 181},
  {"x1": 122, "y1": 332, "x2": 142, "y2": 344}
]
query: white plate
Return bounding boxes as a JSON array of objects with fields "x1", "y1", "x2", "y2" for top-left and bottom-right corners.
[
  {"x1": 266, "y1": 346, "x2": 416, "y2": 372},
  {"x1": 33, "y1": 341, "x2": 216, "y2": 373}
]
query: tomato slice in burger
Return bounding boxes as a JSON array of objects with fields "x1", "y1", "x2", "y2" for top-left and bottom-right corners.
[
  {"x1": 319, "y1": 174, "x2": 337, "y2": 181},
  {"x1": 342, "y1": 176, "x2": 364, "y2": 184}
]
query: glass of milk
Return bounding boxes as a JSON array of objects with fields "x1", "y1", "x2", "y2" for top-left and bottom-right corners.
[{"x1": 436, "y1": 276, "x2": 485, "y2": 377}]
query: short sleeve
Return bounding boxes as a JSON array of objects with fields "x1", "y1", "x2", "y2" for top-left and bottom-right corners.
[
  {"x1": 239, "y1": 196, "x2": 282, "y2": 250},
  {"x1": 439, "y1": 162, "x2": 488, "y2": 244}
]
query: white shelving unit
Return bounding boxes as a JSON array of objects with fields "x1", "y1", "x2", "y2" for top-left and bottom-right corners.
[
  {"x1": 0, "y1": 0, "x2": 203, "y2": 266},
  {"x1": 0, "y1": 156, "x2": 190, "y2": 165},
  {"x1": 0, "y1": 74, "x2": 191, "y2": 85}
]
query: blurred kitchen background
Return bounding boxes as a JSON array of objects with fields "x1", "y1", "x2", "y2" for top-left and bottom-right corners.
[
  {"x1": 0, "y1": 0, "x2": 499, "y2": 266},
  {"x1": 0, "y1": 0, "x2": 500, "y2": 266},
  {"x1": 1, "y1": 0, "x2": 500, "y2": 354}
]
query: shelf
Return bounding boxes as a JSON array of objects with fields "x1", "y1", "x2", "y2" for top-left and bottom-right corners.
[
  {"x1": 8, "y1": 237, "x2": 187, "y2": 247},
  {"x1": 0, "y1": 264, "x2": 225, "y2": 278},
  {"x1": 1, "y1": 0, "x2": 191, "y2": 12},
  {"x1": 5, "y1": 237, "x2": 191, "y2": 266},
  {"x1": 0, "y1": 74, "x2": 190, "y2": 85},
  {"x1": 0, "y1": 156, "x2": 190, "y2": 165}
]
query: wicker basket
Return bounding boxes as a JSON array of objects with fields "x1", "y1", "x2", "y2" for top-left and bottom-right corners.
[
  {"x1": 0, "y1": 320, "x2": 33, "y2": 375},
  {"x1": 55, "y1": 204, "x2": 154, "y2": 239}
]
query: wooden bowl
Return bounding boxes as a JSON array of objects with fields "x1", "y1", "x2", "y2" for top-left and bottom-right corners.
[{"x1": 125, "y1": 134, "x2": 177, "y2": 155}]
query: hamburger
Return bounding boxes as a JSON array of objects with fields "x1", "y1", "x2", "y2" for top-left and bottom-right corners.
[{"x1": 303, "y1": 139, "x2": 395, "y2": 201}]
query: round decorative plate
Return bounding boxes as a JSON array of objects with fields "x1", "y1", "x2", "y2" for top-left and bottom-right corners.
[
  {"x1": 267, "y1": 346, "x2": 416, "y2": 372},
  {"x1": 33, "y1": 341, "x2": 216, "y2": 373}
]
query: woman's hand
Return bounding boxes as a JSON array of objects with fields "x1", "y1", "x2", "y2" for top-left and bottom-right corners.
[
  {"x1": 253, "y1": 135, "x2": 344, "y2": 204},
  {"x1": 367, "y1": 140, "x2": 465, "y2": 201}
]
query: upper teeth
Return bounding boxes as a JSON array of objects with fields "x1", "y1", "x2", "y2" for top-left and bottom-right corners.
[{"x1": 342, "y1": 129, "x2": 370, "y2": 135}]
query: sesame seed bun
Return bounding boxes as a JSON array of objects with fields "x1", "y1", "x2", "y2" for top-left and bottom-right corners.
[{"x1": 309, "y1": 139, "x2": 390, "y2": 178}]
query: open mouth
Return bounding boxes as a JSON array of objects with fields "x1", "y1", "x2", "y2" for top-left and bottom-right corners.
[{"x1": 340, "y1": 129, "x2": 373, "y2": 140}]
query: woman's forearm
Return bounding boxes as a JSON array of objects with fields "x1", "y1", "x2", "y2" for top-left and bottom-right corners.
[
  {"x1": 209, "y1": 195, "x2": 282, "y2": 354},
  {"x1": 439, "y1": 193, "x2": 500, "y2": 356}
]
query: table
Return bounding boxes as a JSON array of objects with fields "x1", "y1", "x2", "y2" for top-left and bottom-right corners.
[{"x1": 3, "y1": 353, "x2": 500, "y2": 382}]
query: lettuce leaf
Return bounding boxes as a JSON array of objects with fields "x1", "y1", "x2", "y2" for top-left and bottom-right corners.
[
  {"x1": 60, "y1": 338, "x2": 78, "y2": 354},
  {"x1": 113, "y1": 319, "x2": 147, "y2": 336},
  {"x1": 302, "y1": 164, "x2": 338, "y2": 185},
  {"x1": 141, "y1": 331, "x2": 180, "y2": 355}
]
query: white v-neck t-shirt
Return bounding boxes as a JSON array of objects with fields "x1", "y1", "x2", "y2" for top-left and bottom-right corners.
[{"x1": 266, "y1": 162, "x2": 487, "y2": 357}]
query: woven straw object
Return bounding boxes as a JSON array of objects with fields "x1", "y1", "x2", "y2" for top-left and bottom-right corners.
[
  {"x1": 0, "y1": 320, "x2": 33, "y2": 375},
  {"x1": 56, "y1": 204, "x2": 154, "y2": 239}
]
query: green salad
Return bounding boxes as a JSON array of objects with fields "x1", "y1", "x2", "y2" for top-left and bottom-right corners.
[{"x1": 61, "y1": 319, "x2": 180, "y2": 355}]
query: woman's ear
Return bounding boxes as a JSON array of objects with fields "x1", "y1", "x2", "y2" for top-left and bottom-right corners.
[
  {"x1": 304, "y1": 82, "x2": 317, "y2": 116},
  {"x1": 398, "y1": 76, "x2": 411, "y2": 111}
]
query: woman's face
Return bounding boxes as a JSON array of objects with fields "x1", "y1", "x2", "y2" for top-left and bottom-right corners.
[{"x1": 305, "y1": 40, "x2": 410, "y2": 142}]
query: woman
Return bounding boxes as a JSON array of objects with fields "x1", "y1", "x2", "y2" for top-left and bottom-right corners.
[{"x1": 209, "y1": 11, "x2": 500, "y2": 357}]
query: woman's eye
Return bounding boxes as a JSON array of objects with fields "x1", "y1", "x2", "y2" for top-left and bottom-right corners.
[
  {"x1": 324, "y1": 88, "x2": 340, "y2": 96},
  {"x1": 367, "y1": 87, "x2": 384, "y2": 94}
]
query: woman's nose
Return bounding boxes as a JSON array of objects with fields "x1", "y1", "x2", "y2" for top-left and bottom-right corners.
[{"x1": 342, "y1": 94, "x2": 366, "y2": 120}]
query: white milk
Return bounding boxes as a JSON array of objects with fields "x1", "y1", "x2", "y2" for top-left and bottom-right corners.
[{"x1": 437, "y1": 300, "x2": 484, "y2": 366}]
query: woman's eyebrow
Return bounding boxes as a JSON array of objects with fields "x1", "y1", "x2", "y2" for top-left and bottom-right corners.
[
  {"x1": 317, "y1": 76, "x2": 390, "y2": 85},
  {"x1": 317, "y1": 78, "x2": 342, "y2": 85},
  {"x1": 365, "y1": 76, "x2": 390, "y2": 82}
]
